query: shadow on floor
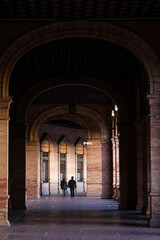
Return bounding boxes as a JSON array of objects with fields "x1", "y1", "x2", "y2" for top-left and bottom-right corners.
[{"x1": 8, "y1": 196, "x2": 149, "y2": 227}]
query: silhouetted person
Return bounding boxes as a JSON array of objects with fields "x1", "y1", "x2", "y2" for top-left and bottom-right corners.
[
  {"x1": 68, "y1": 176, "x2": 76, "y2": 198},
  {"x1": 60, "y1": 178, "x2": 67, "y2": 198}
]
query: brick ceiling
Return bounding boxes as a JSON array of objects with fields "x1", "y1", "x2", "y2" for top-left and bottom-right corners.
[{"x1": 0, "y1": 0, "x2": 160, "y2": 20}]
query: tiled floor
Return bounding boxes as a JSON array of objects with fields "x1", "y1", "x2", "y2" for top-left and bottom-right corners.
[{"x1": 0, "y1": 196, "x2": 160, "y2": 240}]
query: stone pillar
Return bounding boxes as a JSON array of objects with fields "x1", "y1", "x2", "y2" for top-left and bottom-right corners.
[
  {"x1": 9, "y1": 124, "x2": 27, "y2": 210},
  {"x1": 26, "y1": 140, "x2": 39, "y2": 198},
  {"x1": 148, "y1": 95, "x2": 160, "y2": 227},
  {"x1": 101, "y1": 138, "x2": 112, "y2": 198},
  {"x1": 119, "y1": 124, "x2": 137, "y2": 210},
  {"x1": 0, "y1": 98, "x2": 12, "y2": 226}
]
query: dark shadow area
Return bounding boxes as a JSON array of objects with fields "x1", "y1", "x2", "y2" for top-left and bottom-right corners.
[{"x1": 8, "y1": 197, "x2": 149, "y2": 227}]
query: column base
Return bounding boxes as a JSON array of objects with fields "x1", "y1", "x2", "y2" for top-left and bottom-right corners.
[
  {"x1": 0, "y1": 220, "x2": 10, "y2": 227},
  {"x1": 0, "y1": 195, "x2": 10, "y2": 227},
  {"x1": 146, "y1": 207, "x2": 150, "y2": 215},
  {"x1": 118, "y1": 202, "x2": 133, "y2": 210},
  {"x1": 27, "y1": 184, "x2": 39, "y2": 198},
  {"x1": 101, "y1": 185, "x2": 112, "y2": 199},
  {"x1": 115, "y1": 187, "x2": 120, "y2": 201},
  {"x1": 149, "y1": 217, "x2": 160, "y2": 228},
  {"x1": 136, "y1": 203, "x2": 143, "y2": 211},
  {"x1": 141, "y1": 206, "x2": 147, "y2": 214},
  {"x1": 101, "y1": 192, "x2": 112, "y2": 199},
  {"x1": 10, "y1": 188, "x2": 27, "y2": 210},
  {"x1": 101, "y1": 194, "x2": 112, "y2": 199},
  {"x1": 112, "y1": 187, "x2": 116, "y2": 199}
]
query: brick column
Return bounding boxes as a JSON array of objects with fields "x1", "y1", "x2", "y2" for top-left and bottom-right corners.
[
  {"x1": 101, "y1": 138, "x2": 112, "y2": 198},
  {"x1": 111, "y1": 138, "x2": 116, "y2": 198},
  {"x1": 87, "y1": 139, "x2": 102, "y2": 197},
  {"x1": 135, "y1": 122, "x2": 148, "y2": 213},
  {"x1": 148, "y1": 95, "x2": 160, "y2": 227},
  {"x1": 146, "y1": 116, "x2": 151, "y2": 215},
  {"x1": 83, "y1": 150, "x2": 87, "y2": 193},
  {"x1": 0, "y1": 98, "x2": 12, "y2": 226},
  {"x1": 26, "y1": 140, "x2": 39, "y2": 198},
  {"x1": 9, "y1": 124, "x2": 27, "y2": 210},
  {"x1": 135, "y1": 123, "x2": 144, "y2": 211},
  {"x1": 119, "y1": 124, "x2": 137, "y2": 210}
]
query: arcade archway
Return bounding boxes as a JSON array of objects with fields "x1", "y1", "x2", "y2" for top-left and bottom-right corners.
[{"x1": 0, "y1": 21, "x2": 159, "y2": 227}]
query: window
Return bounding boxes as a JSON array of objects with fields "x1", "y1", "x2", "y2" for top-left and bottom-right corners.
[
  {"x1": 60, "y1": 153, "x2": 66, "y2": 181},
  {"x1": 43, "y1": 152, "x2": 49, "y2": 183},
  {"x1": 77, "y1": 154, "x2": 83, "y2": 182}
]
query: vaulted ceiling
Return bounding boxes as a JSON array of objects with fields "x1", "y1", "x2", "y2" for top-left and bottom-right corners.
[
  {"x1": 10, "y1": 37, "x2": 141, "y2": 105},
  {"x1": 6, "y1": 1, "x2": 149, "y2": 128}
]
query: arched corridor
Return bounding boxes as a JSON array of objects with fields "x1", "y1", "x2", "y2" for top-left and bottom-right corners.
[{"x1": 0, "y1": 13, "x2": 160, "y2": 229}]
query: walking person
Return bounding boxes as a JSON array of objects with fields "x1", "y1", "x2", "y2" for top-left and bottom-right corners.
[
  {"x1": 60, "y1": 178, "x2": 67, "y2": 198},
  {"x1": 68, "y1": 176, "x2": 76, "y2": 198}
]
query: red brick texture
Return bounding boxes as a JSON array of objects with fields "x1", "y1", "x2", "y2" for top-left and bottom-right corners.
[
  {"x1": 87, "y1": 140, "x2": 102, "y2": 196},
  {"x1": 0, "y1": 98, "x2": 12, "y2": 226},
  {"x1": 148, "y1": 95, "x2": 160, "y2": 227}
]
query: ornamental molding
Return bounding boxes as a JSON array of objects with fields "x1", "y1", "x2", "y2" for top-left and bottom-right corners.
[{"x1": 0, "y1": 98, "x2": 12, "y2": 109}]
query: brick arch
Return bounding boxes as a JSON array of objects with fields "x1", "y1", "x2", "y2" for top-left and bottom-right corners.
[
  {"x1": 0, "y1": 21, "x2": 160, "y2": 98},
  {"x1": 16, "y1": 75, "x2": 126, "y2": 124},
  {"x1": 29, "y1": 105, "x2": 109, "y2": 141}
]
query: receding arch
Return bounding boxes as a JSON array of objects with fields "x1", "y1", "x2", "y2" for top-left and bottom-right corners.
[
  {"x1": 0, "y1": 21, "x2": 160, "y2": 98},
  {"x1": 16, "y1": 76, "x2": 127, "y2": 124},
  {"x1": 29, "y1": 105, "x2": 109, "y2": 141}
]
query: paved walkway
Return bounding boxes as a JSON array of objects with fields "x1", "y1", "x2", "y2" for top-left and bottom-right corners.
[{"x1": 0, "y1": 196, "x2": 160, "y2": 240}]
